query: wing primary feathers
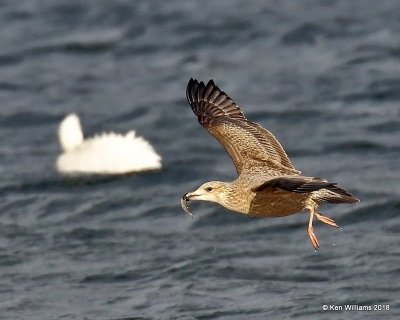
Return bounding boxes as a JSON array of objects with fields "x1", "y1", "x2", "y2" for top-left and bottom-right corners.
[
  {"x1": 186, "y1": 78, "x2": 299, "y2": 175},
  {"x1": 186, "y1": 79, "x2": 246, "y2": 124}
]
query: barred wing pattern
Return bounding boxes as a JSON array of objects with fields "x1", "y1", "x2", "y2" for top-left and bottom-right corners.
[{"x1": 186, "y1": 79, "x2": 299, "y2": 175}]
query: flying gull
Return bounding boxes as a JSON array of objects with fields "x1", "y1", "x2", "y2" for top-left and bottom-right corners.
[{"x1": 181, "y1": 78, "x2": 359, "y2": 250}]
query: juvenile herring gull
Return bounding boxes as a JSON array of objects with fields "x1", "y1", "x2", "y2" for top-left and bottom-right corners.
[{"x1": 181, "y1": 79, "x2": 359, "y2": 250}]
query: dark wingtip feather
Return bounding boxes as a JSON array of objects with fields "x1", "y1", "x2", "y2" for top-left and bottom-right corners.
[
  {"x1": 206, "y1": 79, "x2": 215, "y2": 87},
  {"x1": 186, "y1": 78, "x2": 196, "y2": 105},
  {"x1": 186, "y1": 78, "x2": 246, "y2": 123},
  {"x1": 187, "y1": 78, "x2": 214, "y2": 101},
  {"x1": 320, "y1": 185, "x2": 360, "y2": 204}
]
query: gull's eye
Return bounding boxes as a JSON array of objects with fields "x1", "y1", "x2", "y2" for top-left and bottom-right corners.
[{"x1": 205, "y1": 186, "x2": 213, "y2": 192}]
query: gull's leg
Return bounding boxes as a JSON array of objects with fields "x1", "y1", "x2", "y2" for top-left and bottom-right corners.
[
  {"x1": 308, "y1": 207, "x2": 320, "y2": 250},
  {"x1": 315, "y1": 211, "x2": 338, "y2": 228}
]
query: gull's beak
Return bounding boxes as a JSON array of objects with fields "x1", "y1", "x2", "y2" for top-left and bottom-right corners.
[
  {"x1": 183, "y1": 192, "x2": 198, "y2": 201},
  {"x1": 183, "y1": 192, "x2": 191, "y2": 202}
]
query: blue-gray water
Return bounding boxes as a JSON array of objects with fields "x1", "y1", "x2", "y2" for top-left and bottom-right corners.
[{"x1": 1, "y1": 1, "x2": 399, "y2": 319}]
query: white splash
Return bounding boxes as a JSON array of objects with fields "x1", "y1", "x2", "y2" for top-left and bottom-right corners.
[{"x1": 56, "y1": 113, "x2": 162, "y2": 175}]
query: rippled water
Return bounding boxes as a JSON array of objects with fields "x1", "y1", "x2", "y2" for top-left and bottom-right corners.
[{"x1": 0, "y1": 1, "x2": 399, "y2": 319}]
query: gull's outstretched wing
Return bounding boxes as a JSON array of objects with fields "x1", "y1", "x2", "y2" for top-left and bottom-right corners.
[{"x1": 186, "y1": 78, "x2": 299, "y2": 175}]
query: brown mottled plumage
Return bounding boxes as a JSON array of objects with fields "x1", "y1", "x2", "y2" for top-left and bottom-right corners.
[{"x1": 182, "y1": 79, "x2": 359, "y2": 250}]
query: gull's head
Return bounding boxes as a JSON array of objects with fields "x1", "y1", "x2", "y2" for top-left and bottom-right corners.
[
  {"x1": 181, "y1": 181, "x2": 232, "y2": 216},
  {"x1": 184, "y1": 181, "x2": 230, "y2": 203},
  {"x1": 58, "y1": 113, "x2": 84, "y2": 152}
]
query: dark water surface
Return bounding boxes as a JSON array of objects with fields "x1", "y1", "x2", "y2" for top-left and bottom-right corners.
[{"x1": 0, "y1": 1, "x2": 399, "y2": 319}]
